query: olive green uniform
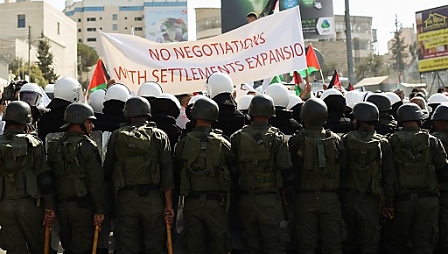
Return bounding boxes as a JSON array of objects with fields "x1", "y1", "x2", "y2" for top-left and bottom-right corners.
[
  {"x1": 433, "y1": 131, "x2": 448, "y2": 252},
  {"x1": 174, "y1": 126, "x2": 234, "y2": 254},
  {"x1": 0, "y1": 129, "x2": 53, "y2": 254},
  {"x1": 230, "y1": 122, "x2": 292, "y2": 254},
  {"x1": 104, "y1": 120, "x2": 174, "y2": 254},
  {"x1": 339, "y1": 127, "x2": 394, "y2": 254},
  {"x1": 384, "y1": 126, "x2": 448, "y2": 254},
  {"x1": 47, "y1": 131, "x2": 105, "y2": 254},
  {"x1": 289, "y1": 126, "x2": 344, "y2": 254}
]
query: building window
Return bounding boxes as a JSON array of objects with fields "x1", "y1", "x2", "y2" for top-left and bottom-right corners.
[
  {"x1": 87, "y1": 38, "x2": 96, "y2": 42},
  {"x1": 78, "y1": 39, "x2": 82, "y2": 43},
  {"x1": 135, "y1": 17, "x2": 142, "y2": 21},
  {"x1": 87, "y1": 17, "x2": 96, "y2": 22},
  {"x1": 87, "y1": 28, "x2": 96, "y2": 32},
  {"x1": 78, "y1": 18, "x2": 81, "y2": 22},
  {"x1": 112, "y1": 14, "x2": 118, "y2": 20},
  {"x1": 57, "y1": 22, "x2": 60, "y2": 34},
  {"x1": 17, "y1": 14, "x2": 26, "y2": 28},
  {"x1": 125, "y1": 17, "x2": 127, "y2": 20},
  {"x1": 78, "y1": 28, "x2": 81, "y2": 32},
  {"x1": 113, "y1": 24, "x2": 118, "y2": 31},
  {"x1": 134, "y1": 27, "x2": 143, "y2": 31}
]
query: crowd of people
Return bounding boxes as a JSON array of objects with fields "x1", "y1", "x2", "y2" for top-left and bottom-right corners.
[{"x1": 0, "y1": 72, "x2": 448, "y2": 254}]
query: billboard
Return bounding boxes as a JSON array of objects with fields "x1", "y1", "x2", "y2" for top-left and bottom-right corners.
[
  {"x1": 144, "y1": 6, "x2": 188, "y2": 43},
  {"x1": 221, "y1": 0, "x2": 272, "y2": 33},
  {"x1": 279, "y1": 0, "x2": 334, "y2": 39},
  {"x1": 416, "y1": 5, "x2": 448, "y2": 73},
  {"x1": 221, "y1": 0, "x2": 334, "y2": 39}
]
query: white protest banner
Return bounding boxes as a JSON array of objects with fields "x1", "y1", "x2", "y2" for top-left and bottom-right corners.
[{"x1": 99, "y1": 6, "x2": 306, "y2": 95}]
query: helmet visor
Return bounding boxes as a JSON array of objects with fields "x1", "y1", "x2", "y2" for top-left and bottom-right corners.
[{"x1": 19, "y1": 91, "x2": 41, "y2": 106}]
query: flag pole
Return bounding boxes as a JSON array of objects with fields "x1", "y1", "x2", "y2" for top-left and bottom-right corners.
[
  {"x1": 319, "y1": 69, "x2": 325, "y2": 83},
  {"x1": 305, "y1": 69, "x2": 309, "y2": 85}
]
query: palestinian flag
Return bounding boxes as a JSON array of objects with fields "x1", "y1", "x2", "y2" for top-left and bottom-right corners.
[
  {"x1": 347, "y1": 83, "x2": 354, "y2": 91},
  {"x1": 270, "y1": 74, "x2": 284, "y2": 84},
  {"x1": 298, "y1": 44, "x2": 321, "y2": 77},
  {"x1": 88, "y1": 59, "x2": 110, "y2": 92},
  {"x1": 327, "y1": 70, "x2": 342, "y2": 89}
]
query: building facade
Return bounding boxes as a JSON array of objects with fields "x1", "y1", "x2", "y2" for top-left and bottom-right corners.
[
  {"x1": 195, "y1": 8, "x2": 221, "y2": 40},
  {"x1": 0, "y1": 0, "x2": 78, "y2": 81},
  {"x1": 64, "y1": 0, "x2": 188, "y2": 51}
]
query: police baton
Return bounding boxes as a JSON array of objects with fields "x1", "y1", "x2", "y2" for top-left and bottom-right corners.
[
  {"x1": 44, "y1": 210, "x2": 51, "y2": 254},
  {"x1": 166, "y1": 220, "x2": 173, "y2": 254},
  {"x1": 92, "y1": 225, "x2": 100, "y2": 254}
]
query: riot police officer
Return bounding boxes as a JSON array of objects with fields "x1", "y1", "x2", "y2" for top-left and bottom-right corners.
[
  {"x1": 137, "y1": 81, "x2": 163, "y2": 105},
  {"x1": 18, "y1": 83, "x2": 49, "y2": 132},
  {"x1": 0, "y1": 101, "x2": 55, "y2": 253},
  {"x1": 88, "y1": 89, "x2": 106, "y2": 115},
  {"x1": 422, "y1": 93, "x2": 448, "y2": 131},
  {"x1": 384, "y1": 103, "x2": 448, "y2": 254},
  {"x1": 339, "y1": 102, "x2": 394, "y2": 254},
  {"x1": 47, "y1": 103, "x2": 105, "y2": 254},
  {"x1": 265, "y1": 83, "x2": 301, "y2": 136},
  {"x1": 94, "y1": 83, "x2": 131, "y2": 132},
  {"x1": 207, "y1": 73, "x2": 246, "y2": 139},
  {"x1": 174, "y1": 97, "x2": 235, "y2": 254},
  {"x1": 151, "y1": 93, "x2": 183, "y2": 151},
  {"x1": 321, "y1": 88, "x2": 353, "y2": 135},
  {"x1": 104, "y1": 97, "x2": 174, "y2": 253},
  {"x1": 230, "y1": 94, "x2": 292, "y2": 254},
  {"x1": 38, "y1": 77, "x2": 84, "y2": 142},
  {"x1": 289, "y1": 98, "x2": 344, "y2": 254},
  {"x1": 431, "y1": 104, "x2": 448, "y2": 254},
  {"x1": 366, "y1": 93, "x2": 398, "y2": 135},
  {"x1": 184, "y1": 95, "x2": 208, "y2": 133}
]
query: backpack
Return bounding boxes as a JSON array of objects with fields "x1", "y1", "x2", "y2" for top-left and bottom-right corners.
[
  {"x1": 343, "y1": 131, "x2": 383, "y2": 195},
  {"x1": 391, "y1": 130, "x2": 437, "y2": 190},
  {"x1": 113, "y1": 124, "x2": 160, "y2": 189},
  {"x1": 295, "y1": 129, "x2": 340, "y2": 191},
  {"x1": 47, "y1": 135, "x2": 89, "y2": 198},
  {"x1": 236, "y1": 125, "x2": 283, "y2": 192},
  {"x1": 179, "y1": 127, "x2": 231, "y2": 195},
  {"x1": 0, "y1": 133, "x2": 41, "y2": 199}
]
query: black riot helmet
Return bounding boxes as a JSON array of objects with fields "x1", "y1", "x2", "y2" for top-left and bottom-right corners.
[
  {"x1": 123, "y1": 97, "x2": 152, "y2": 118},
  {"x1": 366, "y1": 93, "x2": 392, "y2": 112},
  {"x1": 248, "y1": 94, "x2": 275, "y2": 117},
  {"x1": 352, "y1": 102, "x2": 379, "y2": 122},
  {"x1": 61, "y1": 103, "x2": 96, "y2": 128},
  {"x1": 191, "y1": 97, "x2": 219, "y2": 122},
  {"x1": 431, "y1": 103, "x2": 448, "y2": 121},
  {"x1": 300, "y1": 98, "x2": 327, "y2": 126},
  {"x1": 396, "y1": 103, "x2": 423, "y2": 123},
  {"x1": 3, "y1": 101, "x2": 32, "y2": 124}
]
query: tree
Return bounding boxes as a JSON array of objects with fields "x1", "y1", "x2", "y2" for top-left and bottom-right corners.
[
  {"x1": 37, "y1": 32, "x2": 59, "y2": 83},
  {"x1": 9, "y1": 58, "x2": 46, "y2": 86},
  {"x1": 390, "y1": 15, "x2": 409, "y2": 75},
  {"x1": 355, "y1": 54, "x2": 388, "y2": 80},
  {"x1": 77, "y1": 42, "x2": 99, "y2": 88}
]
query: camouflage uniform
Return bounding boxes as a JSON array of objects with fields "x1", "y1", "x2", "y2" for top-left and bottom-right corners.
[
  {"x1": 48, "y1": 131, "x2": 105, "y2": 254},
  {"x1": 174, "y1": 126, "x2": 234, "y2": 254},
  {"x1": 104, "y1": 120, "x2": 174, "y2": 254},
  {"x1": 231, "y1": 121, "x2": 291, "y2": 254},
  {"x1": 0, "y1": 129, "x2": 53, "y2": 254}
]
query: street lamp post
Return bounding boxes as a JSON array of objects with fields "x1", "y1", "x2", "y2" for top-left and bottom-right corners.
[{"x1": 28, "y1": 26, "x2": 31, "y2": 81}]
